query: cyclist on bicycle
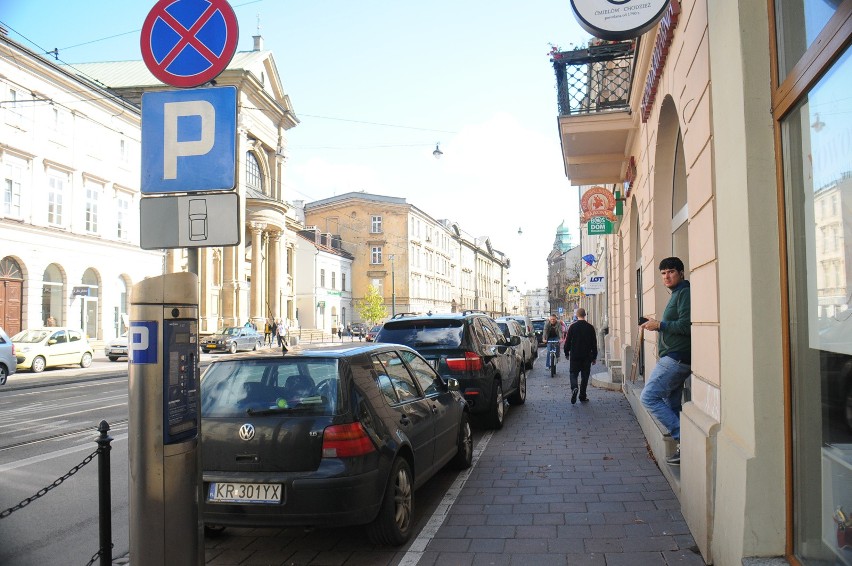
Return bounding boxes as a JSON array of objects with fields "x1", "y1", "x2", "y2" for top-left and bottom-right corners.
[{"x1": 543, "y1": 314, "x2": 563, "y2": 372}]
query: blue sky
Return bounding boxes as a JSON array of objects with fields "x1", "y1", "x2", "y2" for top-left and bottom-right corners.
[{"x1": 3, "y1": 0, "x2": 591, "y2": 290}]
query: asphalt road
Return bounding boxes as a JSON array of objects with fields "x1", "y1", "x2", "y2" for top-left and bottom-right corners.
[{"x1": 0, "y1": 347, "x2": 477, "y2": 566}]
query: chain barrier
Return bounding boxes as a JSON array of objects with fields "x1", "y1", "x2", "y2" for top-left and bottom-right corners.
[
  {"x1": 85, "y1": 544, "x2": 114, "y2": 566},
  {"x1": 1, "y1": 420, "x2": 114, "y2": 566},
  {"x1": 0, "y1": 448, "x2": 99, "y2": 519}
]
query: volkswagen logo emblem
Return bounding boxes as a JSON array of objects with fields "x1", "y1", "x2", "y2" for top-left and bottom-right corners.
[{"x1": 238, "y1": 423, "x2": 255, "y2": 441}]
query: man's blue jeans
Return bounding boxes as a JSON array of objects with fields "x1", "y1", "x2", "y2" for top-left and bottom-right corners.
[
  {"x1": 640, "y1": 356, "x2": 691, "y2": 440},
  {"x1": 545, "y1": 340, "x2": 560, "y2": 368}
]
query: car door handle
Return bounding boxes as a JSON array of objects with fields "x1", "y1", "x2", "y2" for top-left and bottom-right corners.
[
  {"x1": 430, "y1": 404, "x2": 438, "y2": 414},
  {"x1": 399, "y1": 414, "x2": 411, "y2": 426}
]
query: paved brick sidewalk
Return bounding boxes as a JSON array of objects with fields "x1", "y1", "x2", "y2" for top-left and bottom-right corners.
[{"x1": 411, "y1": 360, "x2": 706, "y2": 566}]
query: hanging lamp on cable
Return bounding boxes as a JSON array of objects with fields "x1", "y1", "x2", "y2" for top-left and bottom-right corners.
[{"x1": 432, "y1": 143, "x2": 443, "y2": 159}]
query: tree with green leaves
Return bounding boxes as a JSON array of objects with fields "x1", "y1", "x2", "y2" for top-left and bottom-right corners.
[{"x1": 357, "y1": 285, "x2": 388, "y2": 326}]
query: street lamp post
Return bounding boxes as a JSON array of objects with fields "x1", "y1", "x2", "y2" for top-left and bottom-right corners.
[{"x1": 389, "y1": 254, "x2": 396, "y2": 317}]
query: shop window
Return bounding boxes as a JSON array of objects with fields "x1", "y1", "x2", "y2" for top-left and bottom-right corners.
[{"x1": 781, "y1": 42, "x2": 852, "y2": 564}]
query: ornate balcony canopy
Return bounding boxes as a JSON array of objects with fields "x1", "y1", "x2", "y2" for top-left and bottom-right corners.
[{"x1": 551, "y1": 41, "x2": 638, "y2": 186}]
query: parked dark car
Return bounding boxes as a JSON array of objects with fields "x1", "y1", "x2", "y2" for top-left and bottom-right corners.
[
  {"x1": 0, "y1": 326, "x2": 16, "y2": 385},
  {"x1": 531, "y1": 317, "x2": 546, "y2": 346},
  {"x1": 200, "y1": 344, "x2": 472, "y2": 546},
  {"x1": 202, "y1": 326, "x2": 263, "y2": 353},
  {"x1": 496, "y1": 318, "x2": 534, "y2": 371},
  {"x1": 375, "y1": 311, "x2": 525, "y2": 429},
  {"x1": 350, "y1": 322, "x2": 368, "y2": 338}
]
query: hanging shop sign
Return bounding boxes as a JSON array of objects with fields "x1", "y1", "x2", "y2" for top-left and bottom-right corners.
[
  {"x1": 582, "y1": 276, "x2": 606, "y2": 295},
  {"x1": 588, "y1": 217, "x2": 615, "y2": 235},
  {"x1": 580, "y1": 186, "x2": 618, "y2": 222},
  {"x1": 566, "y1": 285, "x2": 583, "y2": 296},
  {"x1": 569, "y1": 0, "x2": 671, "y2": 41}
]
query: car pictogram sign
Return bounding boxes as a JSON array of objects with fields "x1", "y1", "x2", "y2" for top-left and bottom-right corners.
[{"x1": 141, "y1": 0, "x2": 239, "y2": 88}]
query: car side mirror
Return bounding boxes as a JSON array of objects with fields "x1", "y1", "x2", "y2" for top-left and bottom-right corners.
[
  {"x1": 509, "y1": 336, "x2": 521, "y2": 346},
  {"x1": 48, "y1": 339, "x2": 57, "y2": 345}
]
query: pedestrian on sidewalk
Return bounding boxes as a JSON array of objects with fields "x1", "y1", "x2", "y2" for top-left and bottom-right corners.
[
  {"x1": 639, "y1": 256, "x2": 691, "y2": 466},
  {"x1": 264, "y1": 319, "x2": 273, "y2": 347},
  {"x1": 563, "y1": 307, "x2": 598, "y2": 404},
  {"x1": 277, "y1": 319, "x2": 288, "y2": 353}
]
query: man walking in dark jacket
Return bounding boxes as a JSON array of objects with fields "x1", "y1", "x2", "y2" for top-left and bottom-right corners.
[{"x1": 564, "y1": 308, "x2": 598, "y2": 404}]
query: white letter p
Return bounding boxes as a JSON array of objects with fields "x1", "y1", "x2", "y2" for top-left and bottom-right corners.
[{"x1": 163, "y1": 100, "x2": 215, "y2": 180}]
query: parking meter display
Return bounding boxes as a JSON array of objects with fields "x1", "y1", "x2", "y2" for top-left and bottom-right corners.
[{"x1": 163, "y1": 319, "x2": 199, "y2": 444}]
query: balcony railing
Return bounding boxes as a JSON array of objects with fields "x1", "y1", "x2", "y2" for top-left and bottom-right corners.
[{"x1": 551, "y1": 41, "x2": 636, "y2": 116}]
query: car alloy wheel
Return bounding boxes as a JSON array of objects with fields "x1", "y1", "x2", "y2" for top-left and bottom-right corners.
[
  {"x1": 80, "y1": 352, "x2": 93, "y2": 368},
  {"x1": 0, "y1": 366, "x2": 7, "y2": 386},
  {"x1": 488, "y1": 380, "x2": 505, "y2": 430},
  {"x1": 366, "y1": 457, "x2": 413, "y2": 546},
  {"x1": 228, "y1": 342, "x2": 237, "y2": 354},
  {"x1": 451, "y1": 412, "x2": 473, "y2": 470},
  {"x1": 508, "y1": 366, "x2": 527, "y2": 406},
  {"x1": 31, "y1": 356, "x2": 46, "y2": 373}
]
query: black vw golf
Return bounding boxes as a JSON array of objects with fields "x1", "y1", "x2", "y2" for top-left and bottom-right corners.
[{"x1": 200, "y1": 343, "x2": 472, "y2": 545}]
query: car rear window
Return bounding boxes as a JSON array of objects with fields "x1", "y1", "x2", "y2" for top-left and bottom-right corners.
[
  {"x1": 202, "y1": 358, "x2": 340, "y2": 417},
  {"x1": 532, "y1": 320, "x2": 545, "y2": 330},
  {"x1": 378, "y1": 319, "x2": 464, "y2": 348}
]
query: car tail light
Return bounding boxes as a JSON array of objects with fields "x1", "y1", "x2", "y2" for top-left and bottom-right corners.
[
  {"x1": 446, "y1": 351, "x2": 482, "y2": 372},
  {"x1": 322, "y1": 423, "x2": 376, "y2": 458}
]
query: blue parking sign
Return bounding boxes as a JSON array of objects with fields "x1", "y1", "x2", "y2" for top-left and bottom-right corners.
[{"x1": 141, "y1": 86, "x2": 236, "y2": 194}]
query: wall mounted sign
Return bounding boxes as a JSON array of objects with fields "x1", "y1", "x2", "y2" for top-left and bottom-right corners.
[
  {"x1": 580, "y1": 186, "x2": 618, "y2": 222},
  {"x1": 640, "y1": 0, "x2": 681, "y2": 122},
  {"x1": 588, "y1": 217, "x2": 615, "y2": 235},
  {"x1": 570, "y1": 0, "x2": 671, "y2": 41}
]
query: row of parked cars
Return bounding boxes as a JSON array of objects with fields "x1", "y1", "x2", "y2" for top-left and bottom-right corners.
[{"x1": 198, "y1": 310, "x2": 542, "y2": 545}]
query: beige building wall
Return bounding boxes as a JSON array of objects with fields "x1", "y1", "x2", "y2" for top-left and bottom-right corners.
[{"x1": 580, "y1": 1, "x2": 785, "y2": 563}]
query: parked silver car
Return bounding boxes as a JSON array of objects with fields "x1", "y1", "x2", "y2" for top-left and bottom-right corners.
[
  {"x1": 499, "y1": 315, "x2": 538, "y2": 366},
  {"x1": 202, "y1": 326, "x2": 263, "y2": 354},
  {"x1": 496, "y1": 318, "x2": 535, "y2": 371},
  {"x1": 105, "y1": 333, "x2": 128, "y2": 361},
  {"x1": 0, "y1": 326, "x2": 17, "y2": 385}
]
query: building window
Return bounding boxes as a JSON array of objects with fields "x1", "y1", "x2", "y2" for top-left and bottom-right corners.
[
  {"x1": 342, "y1": 273, "x2": 346, "y2": 292},
  {"x1": 85, "y1": 181, "x2": 102, "y2": 234},
  {"x1": 116, "y1": 194, "x2": 130, "y2": 240},
  {"x1": 778, "y1": 23, "x2": 851, "y2": 562},
  {"x1": 331, "y1": 272, "x2": 336, "y2": 290},
  {"x1": 47, "y1": 170, "x2": 66, "y2": 226},
  {"x1": 371, "y1": 246, "x2": 383, "y2": 264},
  {"x1": 371, "y1": 215, "x2": 382, "y2": 233},
  {"x1": 320, "y1": 269, "x2": 326, "y2": 288},
  {"x1": 3, "y1": 155, "x2": 25, "y2": 218},
  {"x1": 246, "y1": 151, "x2": 263, "y2": 194}
]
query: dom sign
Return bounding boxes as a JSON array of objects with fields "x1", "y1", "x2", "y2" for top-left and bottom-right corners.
[{"x1": 570, "y1": 0, "x2": 671, "y2": 41}]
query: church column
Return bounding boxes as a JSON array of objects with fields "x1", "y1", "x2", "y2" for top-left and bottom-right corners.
[
  {"x1": 268, "y1": 230, "x2": 282, "y2": 319},
  {"x1": 250, "y1": 222, "x2": 266, "y2": 324}
]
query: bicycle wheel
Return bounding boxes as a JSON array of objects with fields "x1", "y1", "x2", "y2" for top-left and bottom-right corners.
[{"x1": 550, "y1": 351, "x2": 556, "y2": 377}]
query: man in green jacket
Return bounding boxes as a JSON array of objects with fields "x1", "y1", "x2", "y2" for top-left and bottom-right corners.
[{"x1": 640, "y1": 257, "x2": 691, "y2": 465}]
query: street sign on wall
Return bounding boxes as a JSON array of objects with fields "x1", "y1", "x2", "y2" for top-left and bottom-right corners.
[
  {"x1": 141, "y1": 86, "x2": 237, "y2": 194},
  {"x1": 140, "y1": 0, "x2": 239, "y2": 88}
]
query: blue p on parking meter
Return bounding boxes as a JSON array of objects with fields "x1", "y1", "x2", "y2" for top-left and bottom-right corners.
[{"x1": 128, "y1": 273, "x2": 203, "y2": 566}]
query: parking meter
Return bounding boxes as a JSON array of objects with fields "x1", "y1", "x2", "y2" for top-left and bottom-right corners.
[{"x1": 128, "y1": 273, "x2": 203, "y2": 566}]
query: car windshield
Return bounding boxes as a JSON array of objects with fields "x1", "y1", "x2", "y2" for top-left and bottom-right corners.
[
  {"x1": 12, "y1": 329, "x2": 49, "y2": 343},
  {"x1": 378, "y1": 319, "x2": 464, "y2": 348},
  {"x1": 532, "y1": 321, "x2": 545, "y2": 331},
  {"x1": 222, "y1": 327, "x2": 241, "y2": 336},
  {"x1": 201, "y1": 358, "x2": 340, "y2": 417}
]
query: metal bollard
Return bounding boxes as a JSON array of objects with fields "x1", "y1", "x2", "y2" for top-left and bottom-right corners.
[{"x1": 96, "y1": 420, "x2": 113, "y2": 566}]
